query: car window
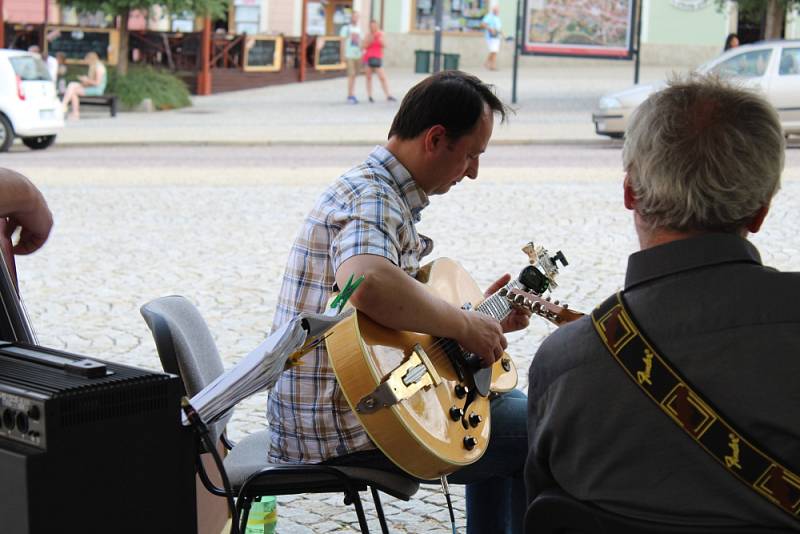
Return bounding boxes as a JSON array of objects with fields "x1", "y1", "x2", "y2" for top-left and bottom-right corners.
[
  {"x1": 710, "y1": 49, "x2": 772, "y2": 78},
  {"x1": 779, "y1": 48, "x2": 800, "y2": 76},
  {"x1": 9, "y1": 56, "x2": 51, "y2": 81}
]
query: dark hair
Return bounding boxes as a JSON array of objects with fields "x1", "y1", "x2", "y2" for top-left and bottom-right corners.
[
  {"x1": 388, "y1": 70, "x2": 507, "y2": 141},
  {"x1": 724, "y1": 33, "x2": 739, "y2": 51}
]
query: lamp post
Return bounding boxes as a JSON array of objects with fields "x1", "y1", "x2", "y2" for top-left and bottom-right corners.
[
  {"x1": 299, "y1": 0, "x2": 308, "y2": 82},
  {"x1": 432, "y1": 0, "x2": 443, "y2": 72}
]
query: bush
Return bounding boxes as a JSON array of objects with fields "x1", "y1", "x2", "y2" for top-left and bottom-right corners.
[{"x1": 107, "y1": 66, "x2": 192, "y2": 111}]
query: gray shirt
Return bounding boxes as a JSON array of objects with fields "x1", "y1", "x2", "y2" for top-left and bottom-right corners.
[{"x1": 526, "y1": 233, "x2": 800, "y2": 530}]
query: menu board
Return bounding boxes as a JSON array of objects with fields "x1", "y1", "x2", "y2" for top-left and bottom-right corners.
[
  {"x1": 315, "y1": 36, "x2": 345, "y2": 71},
  {"x1": 243, "y1": 36, "x2": 283, "y2": 72},
  {"x1": 44, "y1": 26, "x2": 120, "y2": 65}
]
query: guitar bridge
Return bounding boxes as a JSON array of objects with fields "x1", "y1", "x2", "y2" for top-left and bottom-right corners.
[{"x1": 356, "y1": 343, "x2": 442, "y2": 414}]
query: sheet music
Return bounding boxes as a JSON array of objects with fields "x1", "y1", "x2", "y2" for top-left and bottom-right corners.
[{"x1": 184, "y1": 308, "x2": 353, "y2": 425}]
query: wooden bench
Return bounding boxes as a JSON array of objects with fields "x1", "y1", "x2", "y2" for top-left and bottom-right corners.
[{"x1": 78, "y1": 95, "x2": 119, "y2": 117}]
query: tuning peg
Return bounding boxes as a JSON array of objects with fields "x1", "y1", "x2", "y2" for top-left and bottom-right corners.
[
  {"x1": 554, "y1": 300, "x2": 560, "y2": 306},
  {"x1": 551, "y1": 250, "x2": 568, "y2": 267},
  {"x1": 545, "y1": 296, "x2": 551, "y2": 302},
  {"x1": 499, "y1": 288, "x2": 508, "y2": 297},
  {"x1": 563, "y1": 303, "x2": 569, "y2": 309},
  {"x1": 514, "y1": 294, "x2": 525, "y2": 305},
  {"x1": 532, "y1": 302, "x2": 541, "y2": 312},
  {"x1": 523, "y1": 298, "x2": 532, "y2": 309}
]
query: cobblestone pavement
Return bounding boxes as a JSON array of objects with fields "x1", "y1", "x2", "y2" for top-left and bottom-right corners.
[{"x1": 6, "y1": 145, "x2": 800, "y2": 533}]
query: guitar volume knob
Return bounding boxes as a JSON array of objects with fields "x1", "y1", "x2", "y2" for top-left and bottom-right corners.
[
  {"x1": 463, "y1": 436, "x2": 478, "y2": 450},
  {"x1": 454, "y1": 384, "x2": 468, "y2": 398},
  {"x1": 449, "y1": 406, "x2": 465, "y2": 421},
  {"x1": 468, "y1": 412, "x2": 482, "y2": 427}
]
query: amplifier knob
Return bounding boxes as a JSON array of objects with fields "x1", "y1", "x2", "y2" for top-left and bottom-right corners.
[
  {"x1": 2, "y1": 409, "x2": 15, "y2": 430},
  {"x1": 16, "y1": 412, "x2": 29, "y2": 434},
  {"x1": 463, "y1": 436, "x2": 477, "y2": 450},
  {"x1": 27, "y1": 406, "x2": 40, "y2": 421}
]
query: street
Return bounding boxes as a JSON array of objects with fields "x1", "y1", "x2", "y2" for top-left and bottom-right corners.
[{"x1": 6, "y1": 143, "x2": 800, "y2": 533}]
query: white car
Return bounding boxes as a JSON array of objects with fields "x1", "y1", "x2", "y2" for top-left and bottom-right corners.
[
  {"x1": 0, "y1": 49, "x2": 64, "y2": 152},
  {"x1": 593, "y1": 40, "x2": 800, "y2": 138}
]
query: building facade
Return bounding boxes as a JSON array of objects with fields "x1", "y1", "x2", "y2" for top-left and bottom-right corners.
[{"x1": 3, "y1": 0, "x2": 799, "y2": 69}]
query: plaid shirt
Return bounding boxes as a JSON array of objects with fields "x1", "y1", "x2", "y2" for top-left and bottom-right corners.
[{"x1": 268, "y1": 146, "x2": 433, "y2": 463}]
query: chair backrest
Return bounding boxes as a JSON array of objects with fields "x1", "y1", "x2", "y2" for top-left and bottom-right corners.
[
  {"x1": 525, "y1": 489, "x2": 793, "y2": 534},
  {"x1": 140, "y1": 295, "x2": 232, "y2": 445}
]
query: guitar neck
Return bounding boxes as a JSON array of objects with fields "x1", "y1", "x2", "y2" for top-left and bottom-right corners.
[{"x1": 475, "y1": 279, "x2": 525, "y2": 321}]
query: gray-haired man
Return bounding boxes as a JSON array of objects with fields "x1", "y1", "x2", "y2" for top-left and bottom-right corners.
[{"x1": 526, "y1": 76, "x2": 799, "y2": 529}]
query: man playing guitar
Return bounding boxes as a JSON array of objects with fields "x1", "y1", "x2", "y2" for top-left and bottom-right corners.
[{"x1": 268, "y1": 71, "x2": 530, "y2": 533}]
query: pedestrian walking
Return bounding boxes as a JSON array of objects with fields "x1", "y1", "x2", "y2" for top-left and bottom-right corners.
[
  {"x1": 362, "y1": 20, "x2": 396, "y2": 103},
  {"x1": 481, "y1": 5, "x2": 502, "y2": 70},
  {"x1": 340, "y1": 10, "x2": 362, "y2": 104}
]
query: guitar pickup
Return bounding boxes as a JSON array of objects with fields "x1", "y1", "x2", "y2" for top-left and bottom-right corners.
[{"x1": 356, "y1": 343, "x2": 442, "y2": 414}]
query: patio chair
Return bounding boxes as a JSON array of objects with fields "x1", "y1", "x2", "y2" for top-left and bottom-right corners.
[{"x1": 141, "y1": 295, "x2": 419, "y2": 534}]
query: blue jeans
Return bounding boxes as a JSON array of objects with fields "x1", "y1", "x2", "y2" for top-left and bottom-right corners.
[{"x1": 322, "y1": 388, "x2": 527, "y2": 534}]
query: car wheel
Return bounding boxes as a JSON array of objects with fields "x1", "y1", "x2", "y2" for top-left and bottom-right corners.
[
  {"x1": 0, "y1": 115, "x2": 13, "y2": 152},
  {"x1": 22, "y1": 135, "x2": 56, "y2": 150}
]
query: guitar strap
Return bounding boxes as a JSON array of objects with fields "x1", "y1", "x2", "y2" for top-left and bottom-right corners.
[{"x1": 591, "y1": 291, "x2": 800, "y2": 522}]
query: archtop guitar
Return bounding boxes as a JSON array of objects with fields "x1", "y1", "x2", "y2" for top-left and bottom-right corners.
[{"x1": 325, "y1": 243, "x2": 569, "y2": 479}]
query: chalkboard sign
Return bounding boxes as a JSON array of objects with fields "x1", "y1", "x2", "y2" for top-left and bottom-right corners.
[
  {"x1": 243, "y1": 36, "x2": 283, "y2": 72},
  {"x1": 44, "y1": 26, "x2": 120, "y2": 66},
  {"x1": 315, "y1": 36, "x2": 345, "y2": 71}
]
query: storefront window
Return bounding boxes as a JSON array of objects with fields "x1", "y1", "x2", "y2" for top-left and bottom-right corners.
[{"x1": 415, "y1": 0, "x2": 489, "y2": 32}]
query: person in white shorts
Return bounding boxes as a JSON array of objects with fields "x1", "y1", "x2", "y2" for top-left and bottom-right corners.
[
  {"x1": 340, "y1": 11, "x2": 362, "y2": 104},
  {"x1": 481, "y1": 5, "x2": 502, "y2": 70}
]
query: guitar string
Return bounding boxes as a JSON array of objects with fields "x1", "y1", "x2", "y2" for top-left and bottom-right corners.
[{"x1": 406, "y1": 279, "x2": 525, "y2": 365}]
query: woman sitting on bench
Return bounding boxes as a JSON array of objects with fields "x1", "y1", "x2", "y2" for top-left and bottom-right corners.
[{"x1": 61, "y1": 52, "x2": 107, "y2": 120}]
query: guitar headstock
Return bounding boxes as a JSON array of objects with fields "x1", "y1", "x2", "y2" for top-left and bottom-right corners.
[
  {"x1": 500, "y1": 287, "x2": 584, "y2": 326},
  {"x1": 520, "y1": 242, "x2": 568, "y2": 293}
]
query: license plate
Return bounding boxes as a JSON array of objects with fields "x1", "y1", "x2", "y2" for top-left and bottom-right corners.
[{"x1": 39, "y1": 109, "x2": 55, "y2": 120}]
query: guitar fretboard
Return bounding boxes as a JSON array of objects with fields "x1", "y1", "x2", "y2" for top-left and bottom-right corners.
[{"x1": 475, "y1": 279, "x2": 525, "y2": 321}]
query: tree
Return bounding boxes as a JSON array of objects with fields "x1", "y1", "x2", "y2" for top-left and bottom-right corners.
[
  {"x1": 59, "y1": 0, "x2": 227, "y2": 76},
  {"x1": 718, "y1": 0, "x2": 800, "y2": 39}
]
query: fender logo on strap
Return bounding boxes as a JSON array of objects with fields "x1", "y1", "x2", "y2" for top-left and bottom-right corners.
[{"x1": 592, "y1": 292, "x2": 800, "y2": 522}]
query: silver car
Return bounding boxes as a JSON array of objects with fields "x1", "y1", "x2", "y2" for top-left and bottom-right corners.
[{"x1": 592, "y1": 40, "x2": 800, "y2": 138}]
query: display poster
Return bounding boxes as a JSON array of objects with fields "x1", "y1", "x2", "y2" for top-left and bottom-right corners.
[{"x1": 523, "y1": 0, "x2": 636, "y2": 58}]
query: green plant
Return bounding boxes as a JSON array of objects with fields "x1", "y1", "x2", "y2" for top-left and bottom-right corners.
[{"x1": 107, "y1": 66, "x2": 192, "y2": 110}]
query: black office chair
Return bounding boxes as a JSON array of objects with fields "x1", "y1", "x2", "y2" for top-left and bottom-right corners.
[
  {"x1": 141, "y1": 295, "x2": 419, "y2": 534},
  {"x1": 525, "y1": 489, "x2": 793, "y2": 534}
]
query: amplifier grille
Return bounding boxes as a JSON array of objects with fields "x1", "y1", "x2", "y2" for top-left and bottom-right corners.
[{"x1": 60, "y1": 380, "x2": 171, "y2": 427}]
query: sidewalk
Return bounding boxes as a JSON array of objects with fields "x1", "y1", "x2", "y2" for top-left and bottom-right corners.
[{"x1": 56, "y1": 63, "x2": 687, "y2": 146}]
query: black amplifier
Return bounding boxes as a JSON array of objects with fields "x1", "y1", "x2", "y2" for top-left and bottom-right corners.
[{"x1": 0, "y1": 342, "x2": 196, "y2": 534}]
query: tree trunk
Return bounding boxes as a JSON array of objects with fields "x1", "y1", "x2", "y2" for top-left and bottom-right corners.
[
  {"x1": 117, "y1": 8, "x2": 130, "y2": 76},
  {"x1": 764, "y1": 0, "x2": 785, "y2": 40}
]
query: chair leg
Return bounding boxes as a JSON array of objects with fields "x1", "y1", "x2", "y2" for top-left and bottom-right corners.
[
  {"x1": 371, "y1": 486, "x2": 390, "y2": 534},
  {"x1": 237, "y1": 495, "x2": 252, "y2": 533},
  {"x1": 349, "y1": 488, "x2": 371, "y2": 533}
]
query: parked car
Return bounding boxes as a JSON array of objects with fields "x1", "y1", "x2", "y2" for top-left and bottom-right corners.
[
  {"x1": 0, "y1": 49, "x2": 64, "y2": 152},
  {"x1": 592, "y1": 40, "x2": 800, "y2": 138}
]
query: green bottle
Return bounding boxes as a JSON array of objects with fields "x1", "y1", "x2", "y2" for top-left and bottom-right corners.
[{"x1": 244, "y1": 495, "x2": 277, "y2": 534}]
